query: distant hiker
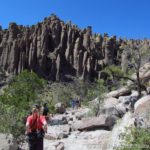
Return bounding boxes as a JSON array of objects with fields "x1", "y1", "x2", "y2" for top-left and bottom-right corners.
[
  {"x1": 42, "y1": 102, "x2": 49, "y2": 121},
  {"x1": 76, "y1": 98, "x2": 80, "y2": 109},
  {"x1": 79, "y1": 97, "x2": 81, "y2": 107},
  {"x1": 71, "y1": 99, "x2": 76, "y2": 110},
  {"x1": 26, "y1": 104, "x2": 47, "y2": 150}
]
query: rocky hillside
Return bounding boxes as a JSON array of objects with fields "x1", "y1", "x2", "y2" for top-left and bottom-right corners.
[{"x1": 0, "y1": 14, "x2": 150, "y2": 81}]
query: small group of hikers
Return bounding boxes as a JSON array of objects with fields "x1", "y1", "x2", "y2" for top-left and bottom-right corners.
[
  {"x1": 71, "y1": 97, "x2": 81, "y2": 110},
  {"x1": 25, "y1": 98, "x2": 82, "y2": 150},
  {"x1": 25, "y1": 103, "x2": 49, "y2": 150}
]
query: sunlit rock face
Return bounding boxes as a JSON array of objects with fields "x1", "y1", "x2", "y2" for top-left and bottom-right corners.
[{"x1": 0, "y1": 14, "x2": 150, "y2": 81}]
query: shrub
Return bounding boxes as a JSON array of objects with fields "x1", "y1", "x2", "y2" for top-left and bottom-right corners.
[
  {"x1": 117, "y1": 127, "x2": 150, "y2": 150},
  {"x1": 87, "y1": 79, "x2": 107, "y2": 116},
  {"x1": 0, "y1": 70, "x2": 46, "y2": 143},
  {"x1": 56, "y1": 86, "x2": 73, "y2": 107}
]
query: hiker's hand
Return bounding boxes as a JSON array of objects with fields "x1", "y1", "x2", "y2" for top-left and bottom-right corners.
[
  {"x1": 44, "y1": 127, "x2": 47, "y2": 133},
  {"x1": 25, "y1": 131, "x2": 29, "y2": 135}
]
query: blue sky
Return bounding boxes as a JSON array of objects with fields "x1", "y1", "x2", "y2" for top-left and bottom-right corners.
[{"x1": 0, "y1": 0, "x2": 150, "y2": 39}]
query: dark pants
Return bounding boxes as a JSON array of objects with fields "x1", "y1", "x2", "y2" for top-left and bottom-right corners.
[
  {"x1": 28, "y1": 138, "x2": 43, "y2": 150},
  {"x1": 27, "y1": 132, "x2": 44, "y2": 150}
]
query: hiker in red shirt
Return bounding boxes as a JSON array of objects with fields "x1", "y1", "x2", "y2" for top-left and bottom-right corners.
[{"x1": 26, "y1": 104, "x2": 47, "y2": 150}]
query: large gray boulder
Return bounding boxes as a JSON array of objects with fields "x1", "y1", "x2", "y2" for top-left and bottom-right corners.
[
  {"x1": 134, "y1": 95, "x2": 150, "y2": 128},
  {"x1": 106, "y1": 87, "x2": 131, "y2": 98},
  {"x1": 102, "y1": 97, "x2": 126, "y2": 118},
  {"x1": 134, "y1": 95, "x2": 150, "y2": 115},
  {"x1": 72, "y1": 115, "x2": 116, "y2": 131},
  {"x1": 103, "y1": 103, "x2": 126, "y2": 118},
  {"x1": 45, "y1": 124, "x2": 71, "y2": 140}
]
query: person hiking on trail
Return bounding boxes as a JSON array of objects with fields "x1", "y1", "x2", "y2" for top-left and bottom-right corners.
[
  {"x1": 26, "y1": 104, "x2": 47, "y2": 150},
  {"x1": 71, "y1": 99, "x2": 76, "y2": 110},
  {"x1": 42, "y1": 102, "x2": 49, "y2": 121},
  {"x1": 76, "y1": 98, "x2": 80, "y2": 109}
]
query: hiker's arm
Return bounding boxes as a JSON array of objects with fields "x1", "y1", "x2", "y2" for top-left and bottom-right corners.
[
  {"x1": 41, "y1": 116, "x2": 47, "y2": 133},
  {"x1": 25, "y1": 116, "x2": 31, "y2": 134},
  {"x1": 43, "y1": 121, "x2": 47, "y2": 133},
  {"x1": 25, "y1": 122, "x2": 30, "y2": 134}
]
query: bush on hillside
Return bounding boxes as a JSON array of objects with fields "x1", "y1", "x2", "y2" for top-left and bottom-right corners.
[
  {"x1": 56, "y1": 86, "x2": 73, "y2": 107},
  {"x1": 87, "y1": 79, "x2": 107, "y2": 116},
  {"x1": 0, "y1": 70, "x2": 46, "y2": 143},
  {"x1": 117, "y1": 127, "x2": 150, "y2": 150}
]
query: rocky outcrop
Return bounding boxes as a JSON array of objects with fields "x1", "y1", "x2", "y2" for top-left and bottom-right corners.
[{"x1": 1, "y1": 14, "x2": 150, "y2": 81}]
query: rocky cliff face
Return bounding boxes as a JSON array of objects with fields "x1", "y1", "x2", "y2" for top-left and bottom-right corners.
[{"x1": 0, "y1": 14, "x2": 150, "y2": 81}]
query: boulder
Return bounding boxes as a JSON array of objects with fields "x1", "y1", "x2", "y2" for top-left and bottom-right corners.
[
  {"x1": 103, "y1": 97, "x2": 126, "y2": 118},
  {"x1": 103, "y1": 97, "x2": 118, "y2": 108},
  {"x1": 118, "y1": 96, "x2": 131, "y2": 105},
  {"x1": 106, "y1": 91, "x2": 118, "y2": 98},
  {"x1": 103, "y1": 103, "x2": 126, "y2": 118},
  {"x1": 75, "y1": 108, "x2": 91, "y2": 120},
  {"x1": 0, "y1": 134, "x2": 18, "y2": 150},
  {"x1": 55, "y1": 103, "x2": 66, "y2": 114},
  {"x1": 72, "y1": 115, "x2": 116, "y2": 131},
  {"x1": 55, "y1": 142, "x2": 64, "y2": 150},
  {"x1": 62, "y1": 125, "x2": 71, "y2": 134},
  {"x1": 134, "y1": 95, "x2": 150, "y2": 115},
  {"x1": 45, "y1": 132, "x2": 69, "y2": 140},
  {"x1": 134, "y1": 117, "x2": 150, "y2": 128},
  {"x1": 107, "y1": 87, "x2": 131, "y2": 98},
  {"x1": 46, "y1": 141, "x2": 64, "y2": 150},
  {"x1": 46, "y1": 123, "x2": 71, "y2": 140},
  {"x1": 133, "y1": 95, "x2": 150, "y2": 128},
  {"x1": 118, "y1": 91, "x2": 138, "y2": 105},
  {"x1": 49, "y1": 115, "x2": 68, "y2": 125},
  {"x1": 118, "y1": 93, "x2": 138, "y2": 111},
  {"x1": 45, "y1": 133, "x2": 58, "y2": 140}
]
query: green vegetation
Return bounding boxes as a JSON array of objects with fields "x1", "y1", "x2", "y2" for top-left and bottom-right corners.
[
  {"x1": 120, "y1": 42, "x2": 149, "y2": 97},
  {"x1": 87, "y1": 79, "x2": 107, "y2": 116},
  {"x1": 104, "y1": 65, "x2": 126, "y2": 90},
  {"x1": 38, "y1": 89, "x2": 56, "y2": 114},
  {"x1": 0, "y1": 70, "x2": 46, "y2": 142},
  {"x1": 117, "y1": 127, "x2": 150, "y2": 150},
  {"x1": 49, "y1": 80, "x2": 91, "y2": 108},
  {"x1": 56, "y1": 86, "x2": 73, "y2": 107}
]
